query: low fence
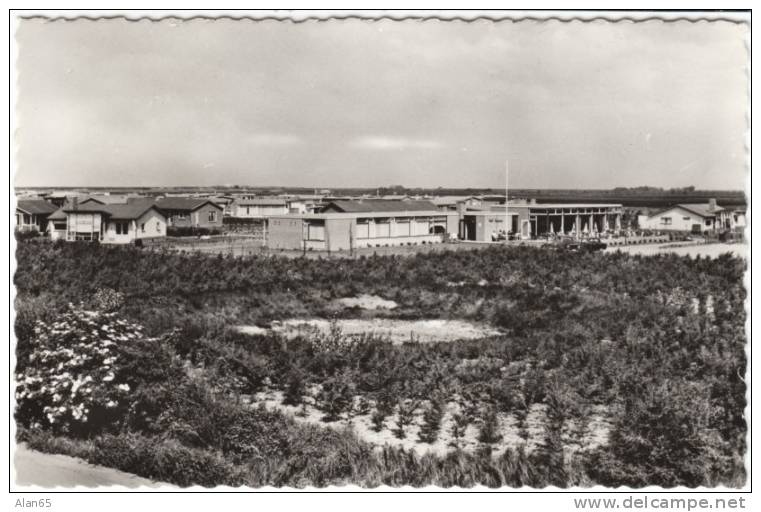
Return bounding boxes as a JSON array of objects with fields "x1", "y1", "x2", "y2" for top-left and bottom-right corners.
[
  {"x1": 604, "y1": 235, "x2": 670, "y2": 247},
  {"x1": 264, "y1": 241, "x2": 496, "y2": 259},
  {"x1": 142, "y1": 235, "x2": 266, "y2": 257}
]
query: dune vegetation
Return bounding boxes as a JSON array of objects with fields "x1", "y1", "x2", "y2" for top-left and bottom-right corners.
[{"x1": 14, "y1": 241, "x2": 747, "y2": 487}]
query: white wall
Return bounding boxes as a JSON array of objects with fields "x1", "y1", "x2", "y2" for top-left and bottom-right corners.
[
  {"x1": 234, "y1": 204, "x2": 289, "y2": 217},
  {"x1": 135, "y1": 209, "x2": 167, "y2": 239},
  {"x1": 639, "y1": 207, "x2": 715, "y2": 232},
  {"x1": 101, "y1": 210, "x2": 167, "y2": 244},
  {"x1": 67, "y1": 212, "x2": 103, "y2": 240},
  {"x1": 47, "y1": 220, "x2": 66, "y2": 240}
]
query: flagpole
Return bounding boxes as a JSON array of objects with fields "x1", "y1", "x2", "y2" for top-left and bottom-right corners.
[{"x1": 505, "y1": 159, "x2": 509, "y2": 240}]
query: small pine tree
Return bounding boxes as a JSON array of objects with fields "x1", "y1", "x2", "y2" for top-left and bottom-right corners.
[
  {"x1": 394, "y1": 399, "x2": 416, "y2": 439},
  {"x1": 449, "y1": 412, "x2": 470, "y2": 449},
  {"x1": 318, "y1": 371, "x2": 355, "y2": 422},
  {"x1": 282, "y1": 371, "x2": 305, "y2": 406},
  {"x1": 418, "y1": 399, "x2": 445, "y2": 443},
  {"x1": 370, "y1": 391, "x2": 395, "y2": 432},
  {"x1": 478, "y1": 405, "x2": 503, "y2": 444},
  {"x1": 371, "y1": 409, "x2": 387, "y2": 432}
]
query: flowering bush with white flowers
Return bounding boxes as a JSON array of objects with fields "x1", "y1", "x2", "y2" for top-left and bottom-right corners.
[{"x1": 15, "y1": 303, "x2": 147, "y2": 435}]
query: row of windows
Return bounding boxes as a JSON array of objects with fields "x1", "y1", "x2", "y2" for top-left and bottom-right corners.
[
  {"x1": 304, "y1": 219, "x2": 442, "y2": 241},
  {"x1": 169, "y1": 211, "x2": 218, "y2": 222},
  {"x1": 356, "y1": 217, "x2": 447, "y2": 224},
  {"x1": 660, "y1": 216, "x2": 712, "y2": 226},
  {"x1": 114, "y1": 221, "x2": 162, "y2": 235}
]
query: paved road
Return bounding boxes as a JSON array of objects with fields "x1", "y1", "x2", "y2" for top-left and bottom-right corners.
[{"x1": 13, "y1": 444, "x2": 171, "y2": 489}]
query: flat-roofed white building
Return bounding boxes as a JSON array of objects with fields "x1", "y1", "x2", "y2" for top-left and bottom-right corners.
[
  {"x1": 267, "y1": 200, "x2": 459, "y2": 251},
  {"x1": 461, "y1": 201, "x2": 624, "y2": 240},
  {"x1": 232, "y1": 198, "x2": 289, "y2": 218}
]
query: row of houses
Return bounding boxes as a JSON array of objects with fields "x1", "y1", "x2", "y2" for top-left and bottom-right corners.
[
  {"x1": 17, "y1": 196, "x2": 225, "y2": 244},
  {"x1": 16, "y1": 192, "x2": 746, "y2": 249}
]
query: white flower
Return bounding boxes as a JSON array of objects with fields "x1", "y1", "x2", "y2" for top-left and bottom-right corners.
[
  {"x1": 117, "y1": 383, "x2": 130, "y2": 392},
  {"x1": 105, "y1": 400, "x2": 117, "y2": 408},
  {"x1": 103, "y1": 373, "x2": 115, "y2": 382}
]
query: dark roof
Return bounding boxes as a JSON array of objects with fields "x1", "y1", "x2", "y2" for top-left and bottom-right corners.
[
  {"x1": 81, "y1": 195, "x2": 141, "y2": 205},
  {"x1": 62, "y1": 199, "x2": 163, "y2": 220},
  {"x1": 321, "y1": 200, "x2": 439, "y2": 213},
  {"x1": 62, "y1": 202, "x2": 110, "y2": 214},
  {"x1": 678, "y1": 203, "x2": 725, "y2": 216},
  {"x1": 103, "y1": 200, "x2": 162, "y2": 220},
  {"x1": 16, "y1": 199, "x2": 58, "y2": 215},
  {"x1": 155, "y1": 197, "x2": 223, "y2": 212},
  {"x1": 650, "y1": 203, "x2": 724, "y2": 219},
  {"x1": 48, "y1": 208, "x2": 67, "y2": 221}
]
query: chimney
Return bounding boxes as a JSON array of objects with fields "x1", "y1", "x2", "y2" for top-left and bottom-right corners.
[
  {"x1": 72, "y1": 196, "x2": 79, "y2": 211},
  {"x1": 708, "y1": 198, "x2": 717, "y2": 211}
]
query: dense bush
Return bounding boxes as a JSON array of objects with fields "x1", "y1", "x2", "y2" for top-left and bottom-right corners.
[{"x1": 15, "y1": 305, "x2": 146, "y2": 435}]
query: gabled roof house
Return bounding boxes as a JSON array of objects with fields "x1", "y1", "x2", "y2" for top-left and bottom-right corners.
[{"x1": 52, "y1": 199, "x2": 168, "y2": 244}]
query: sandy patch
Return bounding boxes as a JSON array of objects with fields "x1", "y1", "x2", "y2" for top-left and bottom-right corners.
[
  {"x1": 237, "y1": 318, "x2": 502, "y2": 344},
  {"x1": 334, "y1": 295, "x2": 398, "y2": 310},
  {"x1": 236, "y1": 325, "x2": 269, "y2": 336},
  {"x1": 247, "y1": 390, "x2": 611, "y2": 458}
]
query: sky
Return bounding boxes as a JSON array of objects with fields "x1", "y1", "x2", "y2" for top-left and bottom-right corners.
[{"x1": 15, "y1": 17, "x2": 749, "y2": 189}]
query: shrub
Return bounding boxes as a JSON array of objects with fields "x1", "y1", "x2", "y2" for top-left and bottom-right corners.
[
  {"x1": 14, "y1": 230, "x2": 42, "y2": 242},
  {"x1": 91, "y1": 433, "x2": 244, "y2": 487},
  {"x1": 166, "y1": 226, "x2": 221, "y2": 237},
  {"x1": 89, "y1": 288, "x2": 125, "y2": 312},
  {"x1": 15, "y1": 304, "x2": 148, "y2": 436},
  {"x1": 587, "y1": 379, "x2": 731, "y2": 487}
]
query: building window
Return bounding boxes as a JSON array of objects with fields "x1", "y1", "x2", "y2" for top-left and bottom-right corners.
[
  {"x1": 306, "y1": 220, "x2": 325, "y2": 241},
  {"x1": 660, "y1": 217, "x2": 672, "y2": 225},
  {"x1": 394, "y1": 218, "x2": 411, "y2": 237},
  {"x1": 53, "y1": 222, "x2": 66, "y2": 230},
  {"x1": 156, "y1": 221, "x2": 161, "y2": 233},
  {"x1": 374, "y1": 218, "x2": 390, "y2": 238},
  {"x1": 141, "y1": 223, "x2": 146, "y2": 233},
  {"x1": 209, "y1": 211, "x2": 217, "y2": 222},
  {"x1": 173, "y1": 213, "x2": 189, "y2": 221},
  {"x1": 356, "y1": 219, "x2": 370, "y2": 239},
  {"x1": 705, "y1": 219, "x2": 711, "y2": 226},
  {"x1": 115, "y1": 221, "x2": 129, "y2": 235},
  {"x1": 683, "y1": 217, "x2": 691, "y2": 222}
]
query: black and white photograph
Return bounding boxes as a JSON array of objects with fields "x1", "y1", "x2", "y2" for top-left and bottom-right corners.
[{"x1": 10, "y1": 9, "x2": 751, "y2": 495}]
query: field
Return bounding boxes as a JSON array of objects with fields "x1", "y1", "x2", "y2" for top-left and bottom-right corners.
[{"x1": 13, "y1": 241, "x2": 747, "y2": 487}]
